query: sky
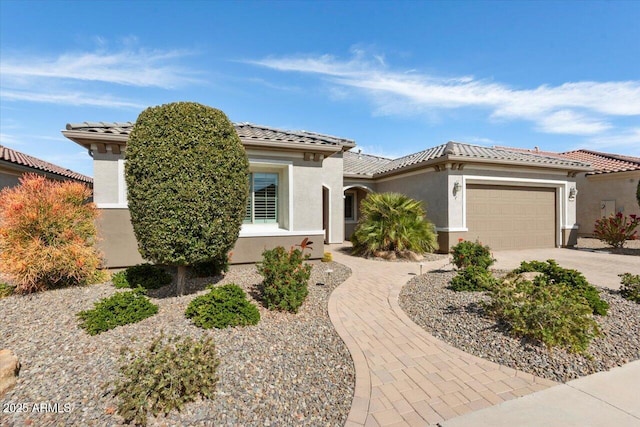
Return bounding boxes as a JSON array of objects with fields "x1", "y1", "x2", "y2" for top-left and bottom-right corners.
[{"x1": 1, "y1": 0, "x2": 639, "y2": 177}]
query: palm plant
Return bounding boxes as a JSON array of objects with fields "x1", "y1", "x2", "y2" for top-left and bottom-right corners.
[{"x1": 351, "y1": 192, "x2": 438, "y2": 257}]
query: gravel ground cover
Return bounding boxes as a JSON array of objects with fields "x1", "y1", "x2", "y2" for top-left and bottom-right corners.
[
  {"x1": 400, "y1": 269, "x2": 640, "y2": 383},
  {"x1": 574, "y1": 237, "x2": 640, "y2": 256},
  {"x1": 1, "y1": 262, "x2": 354, "y2": 426}
]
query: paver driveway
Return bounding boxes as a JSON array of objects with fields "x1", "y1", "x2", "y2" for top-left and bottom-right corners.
[
  {"x1": 492, "y1": 247, "x2": 640, "y2": 290},
  {"x1": 327, "y1": 245, "x2": 556, "y2": 427}
]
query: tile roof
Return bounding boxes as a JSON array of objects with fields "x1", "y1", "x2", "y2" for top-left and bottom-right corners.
[
  {"x1": 343, "y1": 150, "x2": 392, "y2": 176},
  {"x1": 494, "y1": 146, "x2": 640, "y2": 175},
  {"x1": 0, "y1": 145, "x2": 93, "y2": 183},
  {"x1": 366, "y1": 141, "x2": 590, "y2": 176},
  {"x1": 65, "y1": 122, "x2": 356, "y2": 148},
  {"x1": 560, "y1": 149, "x2": 640, "y2": 174}
]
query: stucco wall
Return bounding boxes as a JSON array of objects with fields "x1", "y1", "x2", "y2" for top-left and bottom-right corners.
[
  {"x1": 321, "y1": 153, "x2": 346, "y2": 243},
  {"x1": 0, "y1": 169, "x2": 21, "y2": 189},
  {"x1": 375, "y1": 170, "x2": 448, "y2": 226},
  {"x1": 93, "y1": 152, "x2": 124, "y2": 205},
  {"x1": 575, "y1": 171, "x2": 640, "y2": 235},
  {"x1": 96, "y1": 208, "x2": 146, "y2": 268}
]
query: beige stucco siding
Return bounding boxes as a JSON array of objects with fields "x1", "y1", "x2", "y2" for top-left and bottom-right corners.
[
  {"x1": 575, "y1": 171, "x2": 640, "y2": 235},
  {"x1": 321, "y1": 153, "x2": 346, "y2": 243},
  {"x1": 375, "y1": 170, "x2": 448, "y2": 226},
  {"x1": 93, "y1": 152, "x2": 125, "y2": 205}
]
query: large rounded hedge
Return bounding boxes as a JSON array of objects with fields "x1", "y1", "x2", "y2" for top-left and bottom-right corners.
[{"x1": 125, "y1": 102, "x2": 249, "y2": 293}]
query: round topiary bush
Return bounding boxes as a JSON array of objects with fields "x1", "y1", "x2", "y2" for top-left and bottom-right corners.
[{"x1": 125, "y1": 102, "x2": 249, "y2": 295}]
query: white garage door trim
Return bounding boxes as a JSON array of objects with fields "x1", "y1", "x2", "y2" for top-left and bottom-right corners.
[{"x1": 461, "y1": 175, "x2": 570, "y2": 247}]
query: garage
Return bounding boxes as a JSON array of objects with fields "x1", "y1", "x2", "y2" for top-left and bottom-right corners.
[{"x1": 466, "y1": 184, "x2": 557, "y2": 250}]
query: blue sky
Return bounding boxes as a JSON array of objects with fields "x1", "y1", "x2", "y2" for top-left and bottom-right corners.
[{"x1": 1, "y1": 0, "x2": 639, "y2": 177}]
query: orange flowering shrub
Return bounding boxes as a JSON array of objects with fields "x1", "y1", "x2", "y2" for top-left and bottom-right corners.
[{"x1": 0, "y1": 174, "x2": 103, "y2": 293}]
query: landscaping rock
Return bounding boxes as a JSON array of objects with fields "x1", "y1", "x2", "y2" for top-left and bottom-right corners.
[
  {"x1": 400, "y1": 269, "x2": 640, "y2": 383},
  {"x1": 0, "y1": 349, "x2": 20, "y2": 397}
]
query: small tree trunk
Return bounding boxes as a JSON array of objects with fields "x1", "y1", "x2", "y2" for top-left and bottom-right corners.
[{"x1": 177, "y1": 265, "x2": 186, "y2": 296}]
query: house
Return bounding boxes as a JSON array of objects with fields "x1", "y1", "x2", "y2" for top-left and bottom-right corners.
[
  {"x1": 62, "y1": 120, "x2": 594, "y2": 268},
  {"x1": 62, "y1": 122, "x2": 354, "y2": 268},
  {"x1": 0, "y1": 144, "x2": 92, "y2": 190},
  {"x1": 343, "y1": 142, "x2": 592, "y2": 252},
  {"x1": 495, "y1": 147, "x2": 640, "y2": 237}
]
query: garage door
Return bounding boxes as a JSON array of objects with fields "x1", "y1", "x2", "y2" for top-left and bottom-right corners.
[{"x1": 466, "y1": 185, "x2": 556, "y2": 250}]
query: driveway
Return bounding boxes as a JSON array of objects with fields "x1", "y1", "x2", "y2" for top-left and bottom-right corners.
[{"x1": 491, "y1": 248, "x2": 640, "y2": 290}]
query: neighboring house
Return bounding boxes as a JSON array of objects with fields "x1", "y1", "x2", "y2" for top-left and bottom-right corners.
[
  {"x1": 0, "y1": 144, "x2": 92, "y2": 190},
  {"x1": 62, "y1": 122, "x2": 354, "y2": 268},
  {"x1": 343, "y1": 142, "x2": 592, "y2": 252},
  {"x1": 496, "y1": 147, "x2": 640, "y2": 236}
]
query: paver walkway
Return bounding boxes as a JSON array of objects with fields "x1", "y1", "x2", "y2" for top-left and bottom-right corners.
[{"x1": 327, "y1": 245, "x2": 557, "y2": 427}]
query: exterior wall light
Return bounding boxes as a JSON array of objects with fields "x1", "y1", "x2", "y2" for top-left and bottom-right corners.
[
  {"x1": 453, "y1": 181, "x2": 462, "y2": 197},
  {"x1": 569, "y1": 187, "x2": 578, "y2": 201}
]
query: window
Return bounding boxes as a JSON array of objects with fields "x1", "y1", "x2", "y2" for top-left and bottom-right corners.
[
  {"x1": 245, "y1": 173, "x2": 278, "y2": 224},
  {"x1": 345, "y1": 191, "x2": 356, "y2": 221}
]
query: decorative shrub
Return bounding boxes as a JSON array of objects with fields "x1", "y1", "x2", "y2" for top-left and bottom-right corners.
[
  {"x1": 485, "y1": 275, "x2": 600, "y2": 354},
  {"x1": 257, "y1": 246, "x2": 312, "y2": 313},
  {"x1": 77, "y1": 289, "x2": 158, "y2": 335},
  {"x1": 619, "y1": 273, "x2": 640, "y2": 304},
  {"x1": 185, "y1": 284, "x2": 260, "y2": 329},
  {"x1": 451, "y1": 239, "x2": 495, "y2": 269},
  {"x1": 125, "y1": 102, "x2": 249, "y2": 295},
  {"x1": 321, "y1": 252, "x2": 333, "y2": 262},
  {"x1": 514, "y1": 260, "x2": 609, "y2": 315},
  {"x1": 111, "y1": 271, "x2": 129, "y2": 289},
  {"x1": 0, "y1": 282, "x2": 14, "y2": 299},
  {"x1": 593, "y1": 212, "x2": 640, "y2": 249},
  {"x1": 0, "y1": 174, "x2": 103, "y2": 294},
  {"x1": 114, "y1": 263, "x2": 173, "y2": 290},
  {"x1": 114, "y1": 335, "x2": 219, "y2": 426},
  {"x1": 449, "y1": 266, "x2": 498, "y2": 292},
  {"x1": 351, "y1": 192, "x2": 438, "y2": 257}
]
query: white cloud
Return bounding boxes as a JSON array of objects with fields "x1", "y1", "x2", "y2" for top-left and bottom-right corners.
[
  {"x1": 1, "y1": 89, "x2": 144, "y2": 109},
  {"x1": 536, "y1": 110, "x2": 611, "y2": 135},
  {"x1": 1, "y1": 48, "x2": 202, "y2": 89},
  {"x1": 249, "y1": 52, "x2": 640, "y2": 138}
]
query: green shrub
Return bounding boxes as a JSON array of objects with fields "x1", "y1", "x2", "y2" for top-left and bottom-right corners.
[
  {"x1": 485, "y1": 275, "x2": 600, "y2": 354},
  {"x1": 593, "y1": 213, "x2": 639, "y2": 249},
  {"x1": 185, "y1": 284, "x2": 260, "y2": 329},
  {"x1": 111, "y1": 271, "x2": 128, "y2": 289},
  {"x1": 514, "y1": 260, "x2": 608, "y2": 315},
  {"x1": 451, "y1": 239, "x2": 495, "y2": 269},
  {"x1": 114, "y1": 335, "x2": 219, "y2": 426},
  {"x1": 351, "y1": 192, "x2": 438, "y2": 257},
  {"x1": 125, "y1": 102, "x2": 249, "y2": 295},
  {"x1": 0, "y1": 282, "x2": 14, "y2": 299},
  {"x1": 257, "y1": 246, "x2": 311, "y2": 313},
  {"x1": 619, "y1": 273, "x2": 640, "y2": 304},
  {"x1": 449, "y1": 266, "x2": 498, "y2": 292},
  {"x1": 113, "y1": 263, "x2": 172, "y2": 290},
  {"x1": 77, "y1": 289, "x2": 159, "y2": 335}
]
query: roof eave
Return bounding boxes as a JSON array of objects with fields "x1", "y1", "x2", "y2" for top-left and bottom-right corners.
[
  {"x1": 373, "y1": 155, "x2": 594, "y2": 178},
  {"x1": 62, "y1": 130, "x2": 128, "y2": 149},
  {"x1": 240, "y1": 139, "x2": 344, "y2": 154}
]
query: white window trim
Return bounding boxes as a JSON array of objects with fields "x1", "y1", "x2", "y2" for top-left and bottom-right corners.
[{"x1": 240, "y1": 159, "x2": 294, "y2": 237}]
